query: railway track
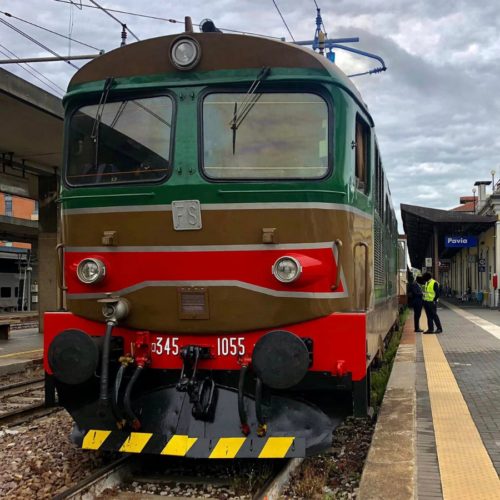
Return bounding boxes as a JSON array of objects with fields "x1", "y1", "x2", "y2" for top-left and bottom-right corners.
[
  {"x1": 51, "y1": 455, "x2": 303, "y2": 500},
  {"x1": 0, "y1": 377, "x2": 58, "y2": 424}
]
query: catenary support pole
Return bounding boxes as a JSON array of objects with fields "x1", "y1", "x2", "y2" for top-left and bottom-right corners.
[{"x1": 434, "y1": 226, "x2": 439, "y2": 280}]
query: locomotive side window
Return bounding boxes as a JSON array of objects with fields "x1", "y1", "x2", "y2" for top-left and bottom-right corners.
[
  {"x1": 202, "y1": 92, "x2": 329, "y2": 180},
  {"x1": 355, "y1": 115, "x2": 370, "y2": 195},
  {"x1": 66, "y1": 96, "x2": 173, "y2": 186},
  {"x1": 0, "y1": 287, "x2": 12, "y2": 298}
]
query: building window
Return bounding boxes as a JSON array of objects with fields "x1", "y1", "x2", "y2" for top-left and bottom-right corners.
[
  {"x1": 0, "y1": 287, "x2": 12, "y2": 298},
  {"x1": 33, "y1": 201, "x2": 39, "y2": 215},
  {"x1": 5, "y1": 195, "x2": 13, "y2": 216},
  {"x1": 355, "y1": 115, "x2": 370, "y2": 195}
]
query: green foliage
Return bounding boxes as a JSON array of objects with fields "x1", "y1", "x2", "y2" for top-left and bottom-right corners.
[{"x1": 370, "y1": 308, "x2": 409, "y2": 413}]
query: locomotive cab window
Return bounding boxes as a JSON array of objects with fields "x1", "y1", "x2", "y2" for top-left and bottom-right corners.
[
  {"x1": 0, "y1": 287, "x2": 12, "y2": 298},
  {"x1": 355, "y1": 115, "x2": 370, "y2": 195},
  {"x1": 202, "y1": 92, "x2": 329, "y2": 180},
  {"x1": 66, "y1": 96, "x2": 174, "y2": 186}
]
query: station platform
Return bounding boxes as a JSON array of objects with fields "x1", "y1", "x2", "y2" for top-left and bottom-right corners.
[
  {"x1": 0, "y1": 328, "x2": 43, "y2": 376},
  {"x1": 360, "y1": 301, "x2": 500, "y2": 500}
]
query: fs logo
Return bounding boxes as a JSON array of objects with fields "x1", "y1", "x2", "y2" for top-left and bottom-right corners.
[{"x1": 172, "y1": 200, "x2": 202, "y2": 231}]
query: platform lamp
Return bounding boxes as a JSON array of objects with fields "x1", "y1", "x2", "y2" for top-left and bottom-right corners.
[
  {"x1": 493, "y1": 170, "x2": 497, "y2": 194},
  {"x1": 472, "y1": 187, "x2": 477, "y2": 214}
]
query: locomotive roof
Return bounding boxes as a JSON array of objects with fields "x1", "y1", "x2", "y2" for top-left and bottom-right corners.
[{"x1": 69, "y1": 32, "x2": 363, "y2": 102}]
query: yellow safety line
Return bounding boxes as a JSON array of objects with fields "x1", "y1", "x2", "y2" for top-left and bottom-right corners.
[
  {"x1": 423, "y1": 334, "x2": 500, "y2": 499},
  {"x1": 0, "y1": 348, "x2": 43, "y2": 358}
]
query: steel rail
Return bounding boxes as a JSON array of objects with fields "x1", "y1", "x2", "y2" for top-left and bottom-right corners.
[
  {"x1": 52, "y1": 455, "x2": 303, "y2": 500},
  {"x1": 0, "y1": 378, "x2": 55, "y2": 424},
  {"x1": 0, "y1": 377, "x2": 44, "y2": 397},
  {"x1": 51, "y1": 456, "x2": 135, "y2": 500}
]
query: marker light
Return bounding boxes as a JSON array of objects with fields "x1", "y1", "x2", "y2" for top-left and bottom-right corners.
[
  {"x1": 170, "y1": 37, "x2": 201, "y2": 70},
  {"x1": 77, "y1": 258, "x2": 106, "y2": 284},
  {"x1": 273, "y1": 256, "x2": 302, "y2": 283}
]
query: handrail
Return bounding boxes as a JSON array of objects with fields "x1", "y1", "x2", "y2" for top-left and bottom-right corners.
[
  {"x1": 56, "y1": 192, "x2": 155, "y2": 204},
  {"x1": 331, "y1": 239, "x2": 343, "y2": 291},
  {"x1": 218, "y1": 189, "x2": 346, "y2": 197},
  {"x1": 356, "y1": 241, "x2": 370, "y2": 311},
  {"x1": 56, "y1": 243, "x2": 68, "y2": 292}
]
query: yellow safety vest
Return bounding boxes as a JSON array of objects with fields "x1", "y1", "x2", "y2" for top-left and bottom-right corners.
[{"x1": 424, "y1": 279, "x2": 439, "y2": 302}]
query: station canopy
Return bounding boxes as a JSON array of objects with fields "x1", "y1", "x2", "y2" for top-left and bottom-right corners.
[{"x1": 401, "y1": 204, "x2": 496, "y2": 269}]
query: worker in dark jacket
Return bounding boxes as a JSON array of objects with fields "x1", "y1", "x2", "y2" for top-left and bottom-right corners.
[
  {"x1": 411, "y1": 275, "x2": 424, "y2": 332},
  {"x1": 422, "y1": 272, "x2": 443, "y2": 334}
]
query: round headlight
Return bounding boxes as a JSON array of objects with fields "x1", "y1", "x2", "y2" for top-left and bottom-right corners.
[
  {"x1": 273, "y1": 256, "x2": 302, "y2": 283},
  {"x1": 170, "y1": 37, "x2": 201, "y2": 70},
  {"x1": 77, "y1": 258, "x2": 106, "y2": 284}
]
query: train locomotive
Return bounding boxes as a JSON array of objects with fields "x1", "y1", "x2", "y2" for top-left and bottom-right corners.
[{"x1": 44, "y1": 19, "x2": 398, "y2": 459}]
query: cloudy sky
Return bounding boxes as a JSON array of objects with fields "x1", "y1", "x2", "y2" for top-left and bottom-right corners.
[{"x1": 2, "y1": 0, "x2": 500, "y2": 230}]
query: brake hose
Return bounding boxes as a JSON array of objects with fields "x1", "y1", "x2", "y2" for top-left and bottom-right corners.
[
  {"x1": 255, "y1": 377, "x2": 266, "y2": 436},
  {"x1": 110, "y1": 363, "x2": 127, "y2": 427},
  {"x1": 124, "y1": 365, "x2": 144, "y2": 430},
  {"x1": 97, "y1": 322, "x2": 114, "y2": 417},
  {"x1": 238, "y1": 366, "x2": 249, "y2": 435}
]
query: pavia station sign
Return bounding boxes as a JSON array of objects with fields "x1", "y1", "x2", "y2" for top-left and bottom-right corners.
[{"x1": 445, "y1": 236, "x2": 478, "y2": 248}]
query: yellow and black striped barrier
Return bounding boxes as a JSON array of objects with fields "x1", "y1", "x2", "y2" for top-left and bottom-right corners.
[{"x1": 82, "y1": 430, "x2": 305, "y2": 458}]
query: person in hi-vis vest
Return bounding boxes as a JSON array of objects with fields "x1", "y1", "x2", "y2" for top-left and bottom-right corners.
[{"x1": 422, "y1": 272, "x2": 443, "y2": 334}]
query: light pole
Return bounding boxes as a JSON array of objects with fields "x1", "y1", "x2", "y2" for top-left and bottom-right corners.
[
  {"x1": 472, "y1": 188, "x2": 477, "y2": 214},
  {"x1": 492, "y1": 170, "x2": 496, "y2": 194}
]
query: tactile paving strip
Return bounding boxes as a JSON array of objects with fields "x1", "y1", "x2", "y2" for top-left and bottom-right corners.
[{"x1": 423, "y1": 334, "x2": 500, "y2": 499}]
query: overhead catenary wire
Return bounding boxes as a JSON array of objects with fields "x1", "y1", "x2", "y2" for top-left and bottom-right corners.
[
  {"x1": 86, "y1": 0, "x2": 140, "y2": 42},
  {"x1": 271, "y1": 0, "x2": 295, "y2": 42},
  {"x1": 0, "y1": 18, "x2": 80, "y2": 69},
  {"x1": 50, "y1": 0, "x2": 282, "y2": 40},
  {"x1": 0, "y1": 44, "x2": 65, "y2": 96},
  {"x1": 0, "y1": 10, "x2": 102, "y2": 51}
]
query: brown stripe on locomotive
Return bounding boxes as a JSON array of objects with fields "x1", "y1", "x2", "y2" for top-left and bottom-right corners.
[{"x1": 63, "y1": 206, "x2": 373, "y2": 332}]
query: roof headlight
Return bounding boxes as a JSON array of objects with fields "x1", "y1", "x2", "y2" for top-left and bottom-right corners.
[
  {"x1": 77, "y1": 258, "x2": 106, "y2": 284},
  {"x1": 170, "y1": 37, "x2": 201, "y2": 70},
  {"x1": 273, "y1": 256, "x2": 302, "y2": 284}
]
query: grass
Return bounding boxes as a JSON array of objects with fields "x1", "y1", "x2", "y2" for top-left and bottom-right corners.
[
  {"x1": 370, "y1": 307, "x2": 409, "y2": 413},
  {"x1": 228, "y1": 460, "x2": 275, "y2": 496}
]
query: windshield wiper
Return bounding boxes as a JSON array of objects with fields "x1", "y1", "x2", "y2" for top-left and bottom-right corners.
[
  {"x1": 91, "y1": 77, "x2": 114, "y2": 139},
  {"x1": 229, "y1": 67, "x2": 270, "y2": 154},
  {"x1": 90, "y1": 77, "x2": 114, "y2": 168}
]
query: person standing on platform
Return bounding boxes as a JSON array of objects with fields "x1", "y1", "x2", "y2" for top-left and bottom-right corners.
[
  {"x1": 411, "y1": 275, "x2": 425, "y2": 332},
  {"x1": 422, "y1": 272, "x2": 443, "y2": 334}
]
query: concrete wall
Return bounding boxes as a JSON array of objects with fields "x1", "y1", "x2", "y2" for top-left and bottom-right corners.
[{"x1": 38, "y1": 175, "x2": 59, "y2": 333}]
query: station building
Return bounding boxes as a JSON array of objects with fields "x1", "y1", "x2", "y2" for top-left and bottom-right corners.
[
  {"x1": 0, "y1": 67, "x2": 63, "y2": 328},
  {"x1": 402, "y1": 180, "x2": 500, "y2": 307}
]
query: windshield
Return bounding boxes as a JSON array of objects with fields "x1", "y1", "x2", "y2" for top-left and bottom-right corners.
[
  {"x1": 202, "y1": 92, "x2": 329, "y2": 180},
  {"x1": 66, "y1": 95, "x2": 173, "y2": 186}
]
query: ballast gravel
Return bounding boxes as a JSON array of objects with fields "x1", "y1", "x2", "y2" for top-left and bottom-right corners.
[
  {"x1": 282, "y1": 417, "x2": 375, "y2": 500},
  {"x1": 0, "y1": 410, "x2": 117, "y2": 500}
]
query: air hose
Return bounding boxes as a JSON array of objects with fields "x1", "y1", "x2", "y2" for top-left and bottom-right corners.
[
  {"x1": 110, "y1": 362, "x2": 128, "y2": 427},
  {"x1": 124, "y1": 365, "x2": 144, "y2": 430},
  {"x1": 97, "y1": 322, "x2": 115, "y2": 417},
  {"x1": 256, "y1": 377, "x2": 267, "y2": 436},
  {"x1": 238, "y1": 365, "x2": 249, "y2": 435}
]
